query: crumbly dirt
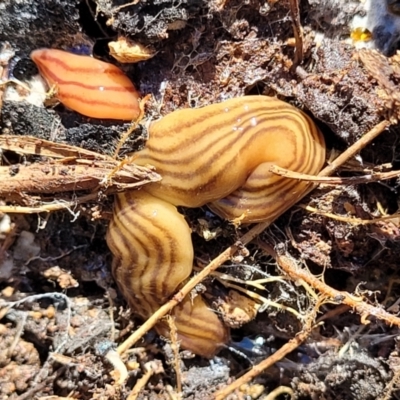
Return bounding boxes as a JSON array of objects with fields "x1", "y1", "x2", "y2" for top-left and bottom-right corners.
[{"x1": 1, "y1": 0, "x2": 400, "y2": 399}]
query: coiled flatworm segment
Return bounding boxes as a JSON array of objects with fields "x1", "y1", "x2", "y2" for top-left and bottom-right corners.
[
  {"x1": 156, "y1": 296, "x2": 230, "y2": 357},
  {"x1": 106, "y1": 190, "x2": 229, "y2": 357},
  {"x1": 107, "y1": 191, "x2": 194, "y2": 310}
]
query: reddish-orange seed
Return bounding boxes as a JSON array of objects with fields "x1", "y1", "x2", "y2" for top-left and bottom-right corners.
[{"x1": 30, "y1": 48, "x2": 140, "y2": 120}]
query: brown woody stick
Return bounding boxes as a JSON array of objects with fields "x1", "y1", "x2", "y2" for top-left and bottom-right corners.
[{"x1": 0, "y1": 160, "x2": 160, "y2": 196}]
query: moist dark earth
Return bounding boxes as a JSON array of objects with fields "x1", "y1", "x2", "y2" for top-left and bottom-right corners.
[{"x1": 2, "y1": 0, "x2": 400, "y2": 399}]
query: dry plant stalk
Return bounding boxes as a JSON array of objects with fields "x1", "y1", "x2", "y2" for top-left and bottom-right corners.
[
  {"x1": 0, "y1": 159, "x2": 158, "y2": 195},
  {"x1": 261, "y1": 386, "x2": 295, "y2": 400},
  {"x1": 127, "y1": 367, "x2": 154, "y2": 400},
  {"x1": 378, "y1": 368, "x2": 400, "y2": 400},
  {"x1": 166, "y1": 315, "x2": 182, "y2": 394},
  {"x1": 0, "y1": 135, "x2": 161, "y2": 210},
  {"x1": 214, "y1": 301, "x2": 320, "y2": 399},
  {"x1": 301, "y1": 205, "x2": 400, "y2": 225},
  {"x1": 105, "y1": 349, "x2": 129, "y2": 385},
  {"x1": 127, "y1": 361, "x2": 163, "y2": 400},
  {"x1": 269, "y1": 164, "x2": 400, "y2": 185},
  {"x1": 258, "y1": 241, "x2": 400, "y2": 328},
  {"x1": 288, "y1": 0, "x2": 303, "y2": 69}
]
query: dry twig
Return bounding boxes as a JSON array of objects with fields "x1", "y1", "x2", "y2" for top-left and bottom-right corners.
[
  {"x1": 288, "y1": 0, "x2": 303, "y2": 68},
  {"x1": 0, "y1": 135, "x2": 161, "y2": 213},
  {"x1": 258, "y1": 241, "x2": 400, "y2": 329},
  {"x1": 166, "y1": 316, "x2": 182, "y2": 394},
  {"x1": 0, "y1": 158, "x2": 159, "y2": 196},
  {"x1": 301, "y1": 205, "x2": 400, "y2": 225},
  {"x1": 269, "y1": 164, "x2": 400, "y2": 185},
  {"x1": 214, "y1": 302, "x2": 319, "y2": 399},
  {"x1": 127, "y1": 361, "x2": 163, "y2": 400}
]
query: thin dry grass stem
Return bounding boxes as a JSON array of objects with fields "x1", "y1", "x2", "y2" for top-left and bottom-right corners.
[
  {"x1": 319, "y1": 120, "x2": 390, "y2": 177},
  {"x1": 215, "y1": 277, "x2": 302, "y2": 318},
  {"x1": 261, "y1": 386, "x2": 295, "y2": 400},
  {"x1": 0, "y1": 193, "x2": 100, "y2": 214},
  {"x1": 105, "y1": 95, "x2": 151, "y2": 185},
  {"x1": 110, "y1": 0, "x2": 140, "y2": 14},
  {"x1": 301, "y1": 205, "x2": 400, "y2": 225},
  {"x1": 117, "y1": 119, "x2": 391, "y2": 356},
  {"x1": 281, "y1": 120, "x2": 391, "y2": 203},
  {"x1": 288, "y1": 0, "x2": 303, "y2": 69},
  {"x1": 296, "y1": 277, "x2": 320, "y2": 301},
  {"x1": 8, "y1": 313, "x2": 27, "y2": 357},
  {"x1": 165, "y1": 385, "x2": 181, "y2": 400},
  {"x1": 245, "y1": 276, "x2": 288, "y2": 286},
  {"x1": 100, "y1": 154, "x2": 140, "y2": 188},
  {"x1": 196, "y1": 267, "x2": 289, "y2": 291},
  {"x1": 127, "y1": 367, "x2": 153, "y2": 400},
  {"x1": 127, "y1": 361, "x2": 162, "y2": 400},
  {"x1": 106, "y1": 290, "x2": 116, "y2": 342},
  {"x1": 166, "y1": 316, "x2": 182, "y2": 394},
  {"x1": 382, "y1": 278, "x2": 400, "y2": 307},
  {"x1": 0, "y1": 135, "x2": 112, "y2": 160},
  {"x1": 316, "y1": 304, "x2": 351, "y2": 324},
  {"x1": 214, "y1": 302, "x2": 319, "y2": 400},
  {"x1": 112, "y1": 94, "x2": 151, "y2": 159},
  {"x1": 0, "y1": 78, "x2": 31, "y2": 93},
  {"x1": 258, "y1": 240, "x2": 400, "y2": 328},
  {"x1": 378, "y1": 368, "x2": 400, "y2": 400},
  {"x1": 269, "y1": 164, "x2": 400, "y2": 185}
]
